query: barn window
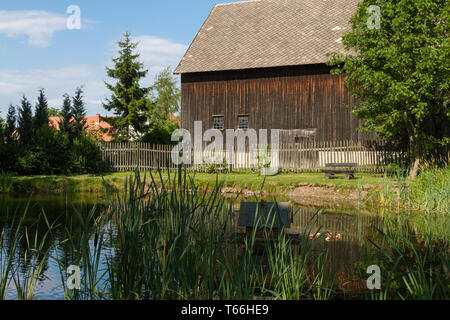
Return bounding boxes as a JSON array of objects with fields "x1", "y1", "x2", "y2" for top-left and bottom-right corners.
[
  {"x1": 238, "y1": 115, "x2": 249, "y2": 129},
  {"x1": 213, "y1": 116, "x2": 224, "y2": 130}
]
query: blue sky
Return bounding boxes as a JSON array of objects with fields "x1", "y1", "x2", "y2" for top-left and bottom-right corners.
[{"x1": 0, "y1": 0, "x2": 243, "y2": 117}]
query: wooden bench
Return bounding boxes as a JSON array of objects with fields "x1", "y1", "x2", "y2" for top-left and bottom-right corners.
[{"x1": 322, "y1": 163, "x2": 357, "y2": 180}]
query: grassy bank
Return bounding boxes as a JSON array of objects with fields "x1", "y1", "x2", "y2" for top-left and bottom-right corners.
[
  {"x1": 9, "y1": 170, "x2": 388, "y2": 194},
  {"x1": 5, "y1": 167, "x2": 449, "y2": 215}
]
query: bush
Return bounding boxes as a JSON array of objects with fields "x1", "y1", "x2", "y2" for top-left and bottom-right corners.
[
  {"x1": 386, "y1": 163, "x2": 408, "y2": 177},
  {"x1": 0, "y1": 143, "x2": 23, "y2": 174},
  {"x1": 17, "y1": 127, "x2": 71, "y2": 175},
  {"x1": 70, "y1": 135, "x2": 104, "y2": 174},
  {"x1": 1, "y1": 126, "x2": 104, "y2": 176}
]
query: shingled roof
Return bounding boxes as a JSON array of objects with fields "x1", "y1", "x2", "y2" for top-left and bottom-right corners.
[{"x1": 174, "y1": 0, "x2": 359, "y2": 74}]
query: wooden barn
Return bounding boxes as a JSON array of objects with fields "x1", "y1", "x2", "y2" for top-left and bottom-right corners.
[{"x1": 174, "y1": 0, "x2": 367, "y2": 143}]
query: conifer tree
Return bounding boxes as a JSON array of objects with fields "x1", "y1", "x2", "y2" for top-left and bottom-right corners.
[
  {"x1": 0, "y1": 116, "x2": 4, "y2": 144},
  {"x1": 18, "y1": 96, "x2": 33, "y2": 146},
  {"x1": 59, "y1": 94, "x2": 73, "y2": 138},
  {"x1": 71, "y1": 87, "x2": 87, "y2": 139},
  {"x1": 103, "y1": 31, "x2": 152, "y2": 141},
  {"x1": 33, "y1": 88, "x2": 49, "y2": 131},
  {"x1": 5, "y1": 104, "x2": 17, "y2": 144}
]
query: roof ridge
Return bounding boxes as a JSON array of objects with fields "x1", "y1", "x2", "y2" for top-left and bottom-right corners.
[{"x1": 215, "y1": 0, "x2": 263, "y2": 7}]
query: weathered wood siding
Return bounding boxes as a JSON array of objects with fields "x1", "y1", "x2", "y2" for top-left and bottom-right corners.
[{"x1": 180, "y1": 64, "x2": 369, "y2": 142}]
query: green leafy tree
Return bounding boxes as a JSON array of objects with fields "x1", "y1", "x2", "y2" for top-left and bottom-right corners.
[
  {"x1": 151, "y1": 67, "x2": 180, "y2": 115},
  {"x1": 71, "y1": 87, "x2": 87, "y2": 139},
  {"x1": 48, "y1": 107, "x2": 61, "y2": 117},
  {"x1": 327, "y1": 0, "x2": 449, "y2": 178},
  {"x1": 18, "y1": 96, "x2": 33, "y2": 146},
  {"x1": 5, "y1": 105, "x2": 17, "y2": 144},
  {"x1": 141, "y1": 67, "x2": 181, "y2": 145},
  {"x1": 33, "y1": 88, "x2": 49, "y2": 131},
  {"x1": 102, "y1": 31, "x2": 152, "y2": 141}
]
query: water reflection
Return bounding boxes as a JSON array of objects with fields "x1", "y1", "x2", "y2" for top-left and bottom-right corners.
[{"x1": 0, "y1": 194, "x2": 382, "y2": 300}]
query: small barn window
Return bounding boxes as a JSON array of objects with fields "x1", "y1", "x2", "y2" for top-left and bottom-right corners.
[
  {"x1": 238, "y1": 115, "x2": 249, "y2": 129},
  {"x1": 213, "y1": 116, "x2": 224, "y2": 130}
]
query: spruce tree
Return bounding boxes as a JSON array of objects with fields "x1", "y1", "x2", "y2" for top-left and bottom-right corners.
[
  {"x1": 103, "y1": 31, "x2": 152, "y2": 141},
  {"x1": 0, "y1": 116, "x2": 4, "y2": 144},
  {"x1": 33, "y1": 88, "x2": 49, "y2": 131},
  {"x1": 59, "y1": 94, "x2": 73, "y2": 138},
  {"x1": 5, "y1": 104, "x2": 16, "y2": 144},
  {"x1": 71, "y1": 87, "x2": 87, "y2": 139},
  {"x1": 18, "y1": 96, "x2": 33, "y2": 146}
]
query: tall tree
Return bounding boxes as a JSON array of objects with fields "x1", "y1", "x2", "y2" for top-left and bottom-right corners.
[
  {"x1": 33, "y1": 88, "x2": 49, "y2": 130},
  {"x1": 59, "y1": 94, "x2": 73, "y2": 138},
  {"x1": 102, "y1": 31, "x2": 152, "y2": 141},
  {"x1": 142, "y1": 67, "x2": 181, "y2": 144},
  {"x1": 18, "y1": 96, "x2": 33, "y2": 146},
  {"x1": 151, "y1": 67, "x2": 180, "y2": 115},
  {"x1": 5, "y1": 104, "x2": 16, "y2": 144},
  {"x1": 71, "y1": 87, "x2": 87, "y2": 138},
  {"x1": 328, "y1": 0, "x2": 449, "y2": 178},
  {"x1": 0, "y1": 116, "x2": 4, "y2": 144}
]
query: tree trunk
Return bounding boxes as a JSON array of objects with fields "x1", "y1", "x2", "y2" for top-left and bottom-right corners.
[
  {"x1": 409, "y1": 157, "x2": 420, "y2": 179},
  {"x1": 409, "y1": 136, "x2": 421, "y2": 179}
]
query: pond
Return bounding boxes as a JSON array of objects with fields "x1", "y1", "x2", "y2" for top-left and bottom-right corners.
[{"x1": 0, "y1": 191, "x2": 447, "y2": 300}]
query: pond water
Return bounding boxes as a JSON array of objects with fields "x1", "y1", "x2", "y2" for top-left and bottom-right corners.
[{"x1": 0, "y1": 193, "x2": 385, "y2": 300}]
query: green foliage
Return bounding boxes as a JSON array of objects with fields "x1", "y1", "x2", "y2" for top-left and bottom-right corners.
[
  {"x1": 409, "y1": 166, "x2": 450, "y2": 214},
  {"x1": 16, "y1": 127, "x2": 69, "y2": 175},
  {"x1": 17, "y1": 96, "x2": 33, "y2": 147},
  {"x1": 5, "y1": 105, "x2": 16, "y2": 144},
  {"x1": 71, "y1": 87, "x2": 87, "y2": 140},
  {"x1": 33, "y1": 88, "x2": 49, "y2": 131},
  {"x1": 69, "y1": 135, "x2": 104, "y2": 174},
  {"x1": 140, "y1": 116, "x2": 179, "y2": 145},
  {"x1": 386, "y1": 163, "x2": 408, "y2": 178},
  {"x1": 150, "y1": 67, "x2": 180, "y2": 115},
  {"x1": 103, "y1": 31, "x2": 152, "y2": 141},
  {"x1": 47, "y1": 107, "x2": 61, "y2": 117},
  {"x1": 140, "y1": 67, "x2": 181, "y2": 145},
  {"x1": 327, "y1": 0, "x2": 450, "y2": 173},
  {"x1": 0, "y1": 116, "x2": 4, "y2": 144},
  {"x1": 0, "y1": 171, "x2": 13, "y2": 193},
  {"x1": 59, "y1": 94, "x2": 73, "y2": 139}
]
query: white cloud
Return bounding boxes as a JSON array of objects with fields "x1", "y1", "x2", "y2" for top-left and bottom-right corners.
[
  {"x1": 0, "y1": 10, "x2": 68, "y2": 47},
  {"x1": 0, "y1": 35, "x2": 187, "y2": 118},
  {"x1": 134, "y1": 35, "x2": 188, "y2": 75},
  {"x1": 0, "y1": 65, "x2": 107, "y2": 116}
]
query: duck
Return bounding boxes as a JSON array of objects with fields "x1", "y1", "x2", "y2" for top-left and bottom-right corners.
[
  {"x1": 325, "y1": 233, "x2": 342, "y2": 242},
  {"x1": 309, "y1": 233, "x2": 322, "y2": 240}
]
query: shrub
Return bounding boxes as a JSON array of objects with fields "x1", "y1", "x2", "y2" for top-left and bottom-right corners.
[
  {"x1": 70, "y1": 135, "x2": 104, "y2": 174},
  {"x1": 0, "y1": 143, "x2": 23, "y2": 174},
  {"x1": 18, "y1": 127, "x2": 71, "y2": 175}
]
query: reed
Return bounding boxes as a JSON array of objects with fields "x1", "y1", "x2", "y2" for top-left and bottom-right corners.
[
  {"x1": 356, "y1": 228, "x2": 449, "y2": 300},
  {"x1": 0, "y1": 171, "x2": 13, "y2": 194}
]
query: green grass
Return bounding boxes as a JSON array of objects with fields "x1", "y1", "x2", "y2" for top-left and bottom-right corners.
[{"x1": 10, "y1": 171, "x2": 390, "y2": 195}]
